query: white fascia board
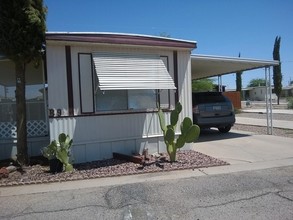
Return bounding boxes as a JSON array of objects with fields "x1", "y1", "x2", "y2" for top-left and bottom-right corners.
[
  {"x1": 46, "y1": 31, "x2": 197, "y2": 45},
  {"x1": 191, "y1": 54, "x2": 279, "y2": 66},
  {"x1": 191, "y1": 54, "x2": 279, "y2": 80}
]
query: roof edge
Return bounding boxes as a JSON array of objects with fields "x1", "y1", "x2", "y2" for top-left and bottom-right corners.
[
  {"x1": 46, "y1": 32, "x2": 197, "y2": 49},
  {"x1": 191, "y1": 54, "x2": 279, "y2": 66}
]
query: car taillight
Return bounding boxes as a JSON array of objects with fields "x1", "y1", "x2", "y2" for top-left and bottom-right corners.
[{"x1": 193, "y1": 106, "x2": 199, "y2": 114}]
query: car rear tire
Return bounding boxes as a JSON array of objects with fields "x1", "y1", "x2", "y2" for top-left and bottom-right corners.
[{"x1": 218, "y1": 125, "x2": 231, "y2": 133}]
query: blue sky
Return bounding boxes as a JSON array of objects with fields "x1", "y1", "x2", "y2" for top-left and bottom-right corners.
[{"x1": 45, "y1": 0, "x2": 293, "y2": 89}]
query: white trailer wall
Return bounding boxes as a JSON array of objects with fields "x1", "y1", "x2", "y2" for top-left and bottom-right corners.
[{"x1": 47, "y1": 42, "x2": 193, "y2": 163}]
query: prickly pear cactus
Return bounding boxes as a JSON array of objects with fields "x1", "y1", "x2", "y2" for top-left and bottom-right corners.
[
  {"x1": 42, "y1": 133, "x2": 74, "y2": 172},
  {"x1": 56, "y1": 133, "x2": 73, "y2": 172},
  {"x1": 158, "y1": 102, "x2": 200, "y2": 162}
]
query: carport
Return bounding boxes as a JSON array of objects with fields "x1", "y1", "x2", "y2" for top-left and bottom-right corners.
[{"x1": 191, "y1": 54, "x2": 279, "y2": 134}]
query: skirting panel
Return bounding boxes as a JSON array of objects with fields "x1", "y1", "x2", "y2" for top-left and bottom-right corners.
[
  {"x1": 0, "y1": 136, "x2": 50, "y2": 160},
  {"x1": 71, "y1": 136, "x2": 166, "y2": 164}
]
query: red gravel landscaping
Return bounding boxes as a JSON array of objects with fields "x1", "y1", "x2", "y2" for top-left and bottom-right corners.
[{"x1": 0, "y1": 150, "x2": 229, "y2": 187}]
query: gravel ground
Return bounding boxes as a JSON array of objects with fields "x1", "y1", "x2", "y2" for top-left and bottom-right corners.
[
  {"x1": 0, "y1": 150, "x2": 229, "y2": 187},
  {"x1": 233, "y1": 124, "x2": 293, "y2": 138},
  {"x1": 234, "y1": 112, "x2": 293, "y2": 138},
  {"x1": 236, "y1": 112, "x2": 293, "y2": 121}
]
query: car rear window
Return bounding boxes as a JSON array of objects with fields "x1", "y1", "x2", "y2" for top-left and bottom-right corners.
[{"x1": 192, "y1": 92, "x2": 226, "y2": 104}]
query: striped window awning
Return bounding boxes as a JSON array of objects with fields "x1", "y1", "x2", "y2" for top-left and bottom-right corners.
[{"x1": 92, "y1": 52, "x2": 176, "y2": 90}]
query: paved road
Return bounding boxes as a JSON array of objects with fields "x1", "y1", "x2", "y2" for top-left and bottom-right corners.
[{"x1": 1, "y1": 166, "x2": 293, "y2": 219}]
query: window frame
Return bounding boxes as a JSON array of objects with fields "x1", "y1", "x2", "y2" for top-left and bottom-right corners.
[
  {"x1": 90, "y1": 54, "x2": 173, "y2": 115},
  {"x1": 78, "y1": 53, "x2": 95, "y2": 114}
]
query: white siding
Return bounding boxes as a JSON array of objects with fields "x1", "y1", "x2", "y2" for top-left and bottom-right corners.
[
  {"x1": 46, "y1": 45, "x2": 69, "y2": 115},
  {"x1": 177, "y1": 50, "x2": 194, "y2": 149},
  {"x1": 177, "y1": 51, "x2": 193, "y2": 123},
  {"x1": 249, "y1": 87, "x2": 277, "y2": 101},
  {"x1": 47, "y1": 42, "x2": 192, "y2": 163},
  {"x1": 49, "y1": 112, "x2": 170, "y2": 163},
  {"x1": 50, "y1": 112, "x2": 167, "y2": 143}
]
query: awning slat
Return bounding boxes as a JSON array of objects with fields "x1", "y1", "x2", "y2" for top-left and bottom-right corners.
[{"x1": 93, "y1": 52, "x2": 176, "y2": 90}]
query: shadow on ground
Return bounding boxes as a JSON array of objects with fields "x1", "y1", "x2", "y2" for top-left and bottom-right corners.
[{"x1": 197, "y1": 128, "x2": 251, "y2": 143}]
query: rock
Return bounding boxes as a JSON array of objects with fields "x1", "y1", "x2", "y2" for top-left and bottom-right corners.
[
  {"x1": 152, "y1": 152, "x2": 161, "y2": 158},
  {"x1": 0, "y1": 167, "x2": 9, "y2": 178},
  {"x1": 6, "y1": 165, "x2": 17, "y2": 173}
]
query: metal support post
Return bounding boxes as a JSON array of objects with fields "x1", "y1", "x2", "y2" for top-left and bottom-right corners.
[
  {"x1": 265, "y1": 67, "x2": 273, "y2": 135},
  {"x1": 218, "y1": 75, "x2": 222, "y2": 92},
  {"x1": 268, "y1": 67, "x2": 273, "y2": 134}
]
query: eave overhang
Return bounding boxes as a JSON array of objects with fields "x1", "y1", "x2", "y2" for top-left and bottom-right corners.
[
  {"x1": 46, "y1": 32, "x2": 197, "y2": 49},
  {"x1": 191, "y1": 54, "x2": 279, "y2": 80}
]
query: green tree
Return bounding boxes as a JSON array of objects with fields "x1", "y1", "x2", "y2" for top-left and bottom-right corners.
[
  {"x1": 236, "y1": 53, "x2": 243, "y2": 98},
  {"x1": 192, "y1": 78, "x2": 214, "y2": 92},
  {"x1": 0, "y1": 0, "x2": 47, "y2": 165},
  {"x1": 247, "y1": 78, "x2": 267, "y2": 87},
  {"x1": 273, "y1": 36, "x2": 282, "y2": 105}
]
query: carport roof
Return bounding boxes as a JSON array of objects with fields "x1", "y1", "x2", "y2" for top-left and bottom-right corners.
[{"x1": 191, "y1": 54, "x2": 279, "y2": 80}]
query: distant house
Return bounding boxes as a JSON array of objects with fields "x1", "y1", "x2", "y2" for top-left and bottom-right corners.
[
  {"x1": 242, "y1": 86, "x2": 277, "y2": 101},
  {"x1": 0, "y1": 32, "x2": 279, "y2": 161},
  {"x1": 282, "y1": 85, "x2": 293, "y2": 97}
]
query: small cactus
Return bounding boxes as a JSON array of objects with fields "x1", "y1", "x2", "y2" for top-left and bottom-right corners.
[
  {"x1": 42, "y1": 133, "x2": 73, "y2": 172},
  {"x1": 158, "y1": 102, "x2": 200, "y2": 162}
]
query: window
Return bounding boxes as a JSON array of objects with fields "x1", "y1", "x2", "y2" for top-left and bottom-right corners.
[
  {"x1": 92, "y1": 52, "x2": 175, "y2": 91},
  {"x1": 95, "y1": 89, "x2": 158, "y2": 111},
  {"x1": 0, "y1": 61, "x2": 48, "y2": 139},
  {"x1": 78, "y1": 53, "x2": 94, "y2": 113},
  {"x1": 128, "y1": 89, "x2": 157, "y2": 109},
  {"x1": 96, "y1": 89, "x2": 128, "y2": 111},
  {"x1": 92, "y1": 52, "x2": 174, "y2": 113},
  {"x1": 192, "y1": 92, "x2": 226, "y2": 105},
  {"x1": 159, "y1": 56, "x2": 170, "y2": 109}
]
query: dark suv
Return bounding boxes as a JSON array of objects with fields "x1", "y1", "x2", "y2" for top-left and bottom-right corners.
[{"x1": 192, "y1": 92, "x2": 235, "y2": 133}]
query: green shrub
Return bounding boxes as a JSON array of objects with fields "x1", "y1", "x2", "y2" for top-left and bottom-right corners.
[
  {"x1": 287, "y1": 97, "x2": 293, "y2": 109},
  {"x1": 234, "y1": 108, "x2": 242, "y2": 114}
]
